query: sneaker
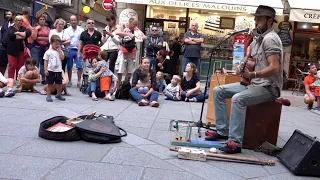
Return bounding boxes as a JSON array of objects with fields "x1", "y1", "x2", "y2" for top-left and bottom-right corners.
[
  {"x1": 205, "y1": 133, "x2": 228, "y2": 141},
  {"x1": 173, "y1": 96, "x2": 179, "y2": 101},
  {"x1": 149, "y1": 101, "x2": 160, "y2": 107},
  {"x1": 219, "y1": 141, "x2": 242, "y2": 154},
  {"x1": 185, "y1": 98, "x2": 189, "y2": 102},
  {"x1": 109, "y1": 95, "x2": 115, "y2": 101},
  {"x1": 308, "y1": 103, "x2": 314, "y2": 110},
  {"x1": 0, "y1": 91, "x2": 4, "y2": 98},
  {"x1": 46, "y1": 96, "x2": 53, "y2": 102},
  {"x1": 67, "y1": 82, "x2": 72, "y2": 87},
  {"x1": 55, "y1": 95, "x2": 66, "y2": 101},
  {"x1": 138, "y1": 99, "x2": 148, "y2": 106},
  {"x1": 313, "y1": 106, "x2": 320, "y2": 111},
  {"x1": 77, "y1": 82, "x2": 81, "y2": 88}
]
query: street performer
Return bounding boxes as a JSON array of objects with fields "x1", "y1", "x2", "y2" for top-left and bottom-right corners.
[{"x1": 205, "y1": 5, "x2": 283, "y2": 154}]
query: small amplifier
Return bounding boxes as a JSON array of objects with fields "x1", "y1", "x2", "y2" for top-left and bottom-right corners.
[{"x1": 277, "y1": 130, "x2": 320, "y2": 177}]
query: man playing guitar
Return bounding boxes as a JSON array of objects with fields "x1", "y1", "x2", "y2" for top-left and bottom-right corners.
[{"x1": 205, "y1": 5, "x2": 283, "y2": 154}]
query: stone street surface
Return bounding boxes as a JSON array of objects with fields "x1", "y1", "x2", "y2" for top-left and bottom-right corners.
[{"x1": 0, "y1": 84, "x2": 319, "y2": 180}]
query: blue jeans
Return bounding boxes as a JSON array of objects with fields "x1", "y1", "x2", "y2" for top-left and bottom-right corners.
[
  {"x1": 165, "y1": 92, "x2": 180, "y2": 100},
  {"x1": 138, "y1": 87, "x2": 149, "y2": 94},
  {"x1": 181, "y1": 57, "x2": 200, "y2": 74},
  {"x1": 157, "y1": 79, "x2": 166, "y2": 93},
  {"x1": 30, "y1": 47, "x2": 45, "y2": 76},
  {"x1": 88, "y1": 81, "x2": 114, "y2": 97},
  {"x1": 130, "y1": 87, "x2": 159, "y2": 102},
  {"x1": 214, "y1": 82, "x2": 278, "y2": 147},
  {"x1": 181, "y1": 91, "x2": 206, "y2": 102},
  {"x1": 147, "y1": 57, "x2": 157, "y2": 70}
]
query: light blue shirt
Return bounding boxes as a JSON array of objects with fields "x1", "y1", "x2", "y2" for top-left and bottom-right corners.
[{"x1": 64, "y1": 26, "x2": 84, "y2": 49}]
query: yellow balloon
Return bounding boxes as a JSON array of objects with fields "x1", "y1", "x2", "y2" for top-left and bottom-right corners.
[{"x1": 83, "y1": 6, "x2": 90, "y2": 14}]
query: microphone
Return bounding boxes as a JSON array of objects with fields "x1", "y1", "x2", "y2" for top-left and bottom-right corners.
[{"x1": 228, "y1": 28, "x2": 249, "y2": 35}]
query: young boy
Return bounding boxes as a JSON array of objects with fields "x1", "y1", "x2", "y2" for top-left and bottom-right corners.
[
  {"x1": 164, "y1": 75, "x2": 181, "y2": 101},
  {"x1": 156, "y1": 71, "x2": 166, "y2": 94},
  {"x1": 17, "y1": 58, "x2": 41, "y2": 92},
  {"x1": 314, "y1": 69, "x2": 320, "y2": 110},
  {"x1": 44, "y1": 35, "x2": 66, "y2": 102},
  {"x1": 94, "y1": 51, "x2": 118, "y2": 100}
]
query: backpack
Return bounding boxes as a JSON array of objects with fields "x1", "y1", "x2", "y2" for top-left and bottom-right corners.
[{"x1": 115, "y1": 80, "x2": 131, "y2": 100}]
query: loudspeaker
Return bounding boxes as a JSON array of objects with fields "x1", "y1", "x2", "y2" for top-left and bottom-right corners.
[{"x1": 277, "y1": 129, "x2": 320, "y2": 177}]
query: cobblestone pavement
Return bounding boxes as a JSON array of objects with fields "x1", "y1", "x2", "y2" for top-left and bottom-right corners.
[{"x1": 0, "y1": 84, "x2": 319, "y2": 179}]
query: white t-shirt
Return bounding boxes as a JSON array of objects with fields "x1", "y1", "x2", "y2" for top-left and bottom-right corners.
[
  {"x1": 17, "y1": 66, "x2": 39, "y2": 79},
  {"x1": 166, "y1": 84, "x2": 179, "y2": 94},
  {"x1": 44, "y1": 48, "x2": 62, "y2": 72},
  {"x1": 48, "y1": 29, "x2": 67, "y2": 48}
]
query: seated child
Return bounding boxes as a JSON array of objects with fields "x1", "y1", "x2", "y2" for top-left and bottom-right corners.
[
  {"x1": 164, "y1": 75, "x2": 181, "y2": 101},
  {"x1": 39, "y1": 71, "x2": 70, "y2": 96},
  {"x1": 313, "y1": 70, "x2": 320, "y2": 110},
  {"x1": 0, "y1": 77, "x2": 15, "y2": 98},
  {"x1": 156, "y1": 71, "x2": 166, "y2": 95},
  {"x1": 93, "y1": 51, "x2": 118, "y2": 100},
  {"x1": 17, "y1": 58, "x2": 41, "y2": 92},
  {"x1": 120, "y1": 27, "x2": 136, "y2": 63},
  {"x1": 137, "y1": 70, "x2": 151, "y2": 95}
]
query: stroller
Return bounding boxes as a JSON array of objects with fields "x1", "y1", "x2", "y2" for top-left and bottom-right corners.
[{"x1": 79, "y1": 44, "x2": 101, "y2": 94}]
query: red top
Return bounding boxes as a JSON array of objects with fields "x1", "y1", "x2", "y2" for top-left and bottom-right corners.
[{"x1": 304, "y1": 75, "x2": 316, "y2": 92}]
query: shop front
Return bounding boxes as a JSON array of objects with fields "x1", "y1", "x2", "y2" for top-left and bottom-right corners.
[
  {"x1": 115, "y1": 0, "x2": 283, "y2": 79},
  {"x1": 288, "y1": 0, "x2": 320, "y2": 77}
]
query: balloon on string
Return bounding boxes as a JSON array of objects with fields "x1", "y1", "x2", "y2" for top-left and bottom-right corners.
[{"x1": 83, "y1": 6, "x2": 90, "y2": 14}]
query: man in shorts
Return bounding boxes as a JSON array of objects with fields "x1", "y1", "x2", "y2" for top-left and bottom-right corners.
[{"x1": 304, "y1": 63, "x2": 319, "y2": 110}]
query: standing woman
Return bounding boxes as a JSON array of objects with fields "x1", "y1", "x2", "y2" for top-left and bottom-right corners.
[
  {"x1": 30, "y1": 14, "x2": 50, "y2": 84},
  {"x1": 6, "y1": 15, "x2": 31, "y2": 79},
  {"x1": 130, "y1": 58, "x2": 160, "y2": 107},
  {"x1": 101, "y1": 14, "x2": 120, "y2": 73},
  {"x1": 49, "y1": 18, "x2": 70, "y2": 71},
  {"x1": 180, "y1": 62, "x2": 207, "y2": 102}
]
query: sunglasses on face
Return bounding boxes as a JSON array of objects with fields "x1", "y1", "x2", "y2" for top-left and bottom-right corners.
[
  {"x1": 151, "y1": 29, "x2": 158, "y2": 32},
  {"x1": 88, "y1": 22, "x2": 94, "y2": 24}
]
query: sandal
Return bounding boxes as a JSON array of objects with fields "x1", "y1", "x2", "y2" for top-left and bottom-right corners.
[
  {"x1": 92, "y1": 97, "x2": 98, "y2": 101},
  {"x1": 39, "y1": 90, "x2": 47, "y2": 95},
  {"x1": 4, "y1": 92, "x2": 15, "y2": 97}
]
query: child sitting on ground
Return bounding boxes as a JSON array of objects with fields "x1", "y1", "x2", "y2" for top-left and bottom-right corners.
[
  {"x1": 156, "y1": 71, "x2": 166, "y2": 95},
  {"x1": 313, "y1": 69, "x2": 320, "y2": 110},
  {"x1": 120, "y1": 27, "x2": 136, "y2": 63},
  {"x1": 164, "y1": 75, "x2": 181, "y2": 101},
  {"x1": 0, "y1": 75, "x2": 15, "y2": 97},
  {"x1": 44, "y1": 35, "x2": 66, "y2": 102},
  {"x1": 17, "y1": 58, "x2": 41, "y2": 92},
  {"x1": 39, "y1": 71, "x2": 70, "y2": 96},
  {"x1": 137, "y1": 70, "x2": 151, "y2": 95},
  {"x1": 93, "y1": 51, "x2": 118, "y2": 100}
]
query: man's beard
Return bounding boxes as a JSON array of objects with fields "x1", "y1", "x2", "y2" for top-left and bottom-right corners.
[{"x1": 256, "y1": 23, "x2": 268, "y2": 34}]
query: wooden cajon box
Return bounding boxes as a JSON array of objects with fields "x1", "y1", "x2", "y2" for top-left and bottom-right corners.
[
  {"x1": 206, "y1": 74, "x2": 241, "y2": 125},
  {"x1": 242, "y1": 101, "x2": 282, "y2": 149}
]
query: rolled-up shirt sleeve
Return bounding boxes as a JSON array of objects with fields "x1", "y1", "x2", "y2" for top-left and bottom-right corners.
[{"x1": 262, "y1": 37, "x2": 282, "y2": 59}]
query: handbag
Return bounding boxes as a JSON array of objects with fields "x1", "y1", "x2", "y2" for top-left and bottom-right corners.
[
  {"x1": 61, "y1": 30, "x2": 69, "y2": 60},
  {"x1": 22, "y1": 40, "x2": 30, "y2": 59}
]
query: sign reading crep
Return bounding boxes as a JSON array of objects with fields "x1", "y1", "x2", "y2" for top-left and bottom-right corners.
[
  {"x1": 290, "y1": 9, "x2": 320, "y2": 23},
  {"x1": 114, "y1": 0, "x2": 283, "y2": 15}
]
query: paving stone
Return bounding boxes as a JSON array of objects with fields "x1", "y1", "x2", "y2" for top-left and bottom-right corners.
[
  {"x1": 0, "y1": 136, "x2": 33, "y2": 153},
  {"x1": 152, "y1": 121, "x2": 171, "y2": 131},
  {"x1": 47, "y1": 107, "x2": 81, "y2": 117},
  {"x1": 0, "y1": 154, "x2": 63, "y2": 180},
  {"x1": 102, "y1": 147, "x2": 182, "y2": 171},
  {"x1": 122, "y1": 132, "x2": 156, "y2": 146},
  {"x1": 251, "y1": 172, "x2": 318, "y2": 180},
  {"x1": 118, "y1": 125, "x2": 150, "y2": 139},
  {"x1": 53, "y1": 103, "x2": 94, "y2": 113},
  {"x1": 45, "y1": 160, "x2": 144, "y2": 180},
  {"x1": 0, "y1": 124, "x2": 39, "y2": 138},
  {"x1": 11, "y1": 139, "x2": 115, "y2": 162},
  {"x1": 142, "y1": 168, "x2": 204, "y2": 180},
  {"x1": 81, "y1": 107, "x2": 123, "y2": 117},
  {"x1": 148, "y1": 129, "x2": 176, "y2": 147},
  {"x1": 0, "y1": 107, "x2": 41, "y2": 116},
  {"x1": 252, "y1": 151, "x2": 289, "y2": 175},
  {"x1": 136, "y1": 144, "x2": 177, "y2": 160},
  {"x1": 0, "y1": 111, "x2": 61, "y2": 125},
  {"x1": 116, "y1": 120, "x2": 153, "y2": 128},
  {"x1": 166, "y1": 159, "x2": 242, "y2": 180}
]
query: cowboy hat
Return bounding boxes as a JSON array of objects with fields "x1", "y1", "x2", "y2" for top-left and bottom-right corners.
[{"x1": 251, "y1": 5, "x2": 278, "y2": 23}]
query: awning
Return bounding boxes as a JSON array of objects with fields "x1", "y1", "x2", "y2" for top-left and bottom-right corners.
[
  {"x1": 114, "y1": 0, "x2": 283, "y2": 15},
  {"x1": 288, "y1": 0, "x2": 320, "y2": 23}
]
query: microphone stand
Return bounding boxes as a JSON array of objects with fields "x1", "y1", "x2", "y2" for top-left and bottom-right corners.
[{"x1": 197, "y1": 33, "x2": 234, "y2": 138}]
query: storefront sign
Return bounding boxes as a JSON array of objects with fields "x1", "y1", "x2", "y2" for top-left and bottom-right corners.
[
  {"x1": 290, "y1": 9, "x2": 320, "y2": 23},
  {"x1": 119, "y1": 8, "x2": 138, "y2": 25},
  {"x1": 115, "y1": 0, "x2": 283, "y2": 15}
]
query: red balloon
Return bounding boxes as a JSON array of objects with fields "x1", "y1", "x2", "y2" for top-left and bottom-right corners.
[{"x1": 102, "y1": 0, "x2": 113, "y2": 11}]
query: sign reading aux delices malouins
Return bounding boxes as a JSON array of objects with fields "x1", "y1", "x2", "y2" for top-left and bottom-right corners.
[{"x1": 114, "y1": 0, "x2": 283, "y2": 15}]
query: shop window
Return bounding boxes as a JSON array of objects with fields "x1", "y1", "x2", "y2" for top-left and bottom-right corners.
[
  {"x1": 146, "y1": 6, "x2": 187, "y2": 20},
  {"x1": 296, "y1": 22, "x2": 320, "y2": 31}
]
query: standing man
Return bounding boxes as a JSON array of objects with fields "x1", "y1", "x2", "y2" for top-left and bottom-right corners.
[
  {"x1": 78, "y1": 19, "x2": 102, "y2": 87},
  {"x1": 205, "y1": 5, "x2": 283, "y2": 154},
  {"x1": 64, "y1": 15, "x2": 84, "y2": 87},
  {"x1": 181, "y1": 22, "x2": 204, "y2": 74},
  {"x1": 144, "y1": 25, "x2": 163, "y2": 70},
  {"x1": 0, "y1": 11, "x2": 15, "y2": 75},
  {"x1": 21, "y1": 6, "x2": 34, "y2": 45},
  {"x1": 304, "y1": 63, "x2": 319, "y2": 110}
]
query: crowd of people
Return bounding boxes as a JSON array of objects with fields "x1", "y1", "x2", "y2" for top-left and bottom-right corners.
[{"x1": 0, "y1": 7, "x2": 208, "y2": 106}]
